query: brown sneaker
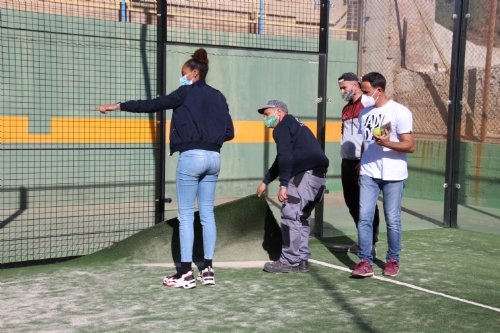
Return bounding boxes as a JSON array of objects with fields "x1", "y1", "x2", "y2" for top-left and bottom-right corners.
[
  {"x1": 351, "y1": 259, "x2": 374, "y2": 277},
  {"x1": 345, "y1": 242, "x2": 360, "y2": 253},
  {"x1": 263, "y1": 260, "x2": 299, "y2": 274},
  {"x1": 383, "y1": 258, "x2": 400, "y2": 276}
]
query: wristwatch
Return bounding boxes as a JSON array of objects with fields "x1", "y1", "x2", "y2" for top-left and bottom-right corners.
[{"x1": 280, "y1": 186, "x2": 287, "y2": 189}]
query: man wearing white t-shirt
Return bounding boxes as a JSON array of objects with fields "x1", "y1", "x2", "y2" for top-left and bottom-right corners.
[{"x1": 351, "y1": 72, "x2": 414, "y2": 278}]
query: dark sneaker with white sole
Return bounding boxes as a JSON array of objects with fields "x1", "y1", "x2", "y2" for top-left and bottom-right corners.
[
  {"x1": 298, "y1": 260, "x2": 309, "y2": 273},
  {"x1": 163, "y1": 271, "x2": 196, "y2": 289},
  {"x1": 264, "y1": 260, "x2": 299, "y2": 274},
  {"x1": 351, "y1": 259, "x2": 374, "y2": 277},
  {"x1": 345, "y1": 242, "x2": 360, "y2": 253},
  {"x1": 197, "y1": 267, "x2": 215, "y2": 285},
  {"x1": 346, "y1": 243, "x2": 377, "y2": 259}
]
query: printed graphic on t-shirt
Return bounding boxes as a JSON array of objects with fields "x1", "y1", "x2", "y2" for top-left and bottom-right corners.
[{"x1": 362, "y1": 113, "x2": 391, "y2": 141}]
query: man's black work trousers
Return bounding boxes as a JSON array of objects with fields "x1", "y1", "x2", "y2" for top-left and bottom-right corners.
[{"x1": 341, "y1": 158, "x2": 380, "y2": 244}]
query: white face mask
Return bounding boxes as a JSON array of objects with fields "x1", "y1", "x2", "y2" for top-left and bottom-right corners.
[{"x1": 362, "y1": 90, "x2": 379, "y2": 107}]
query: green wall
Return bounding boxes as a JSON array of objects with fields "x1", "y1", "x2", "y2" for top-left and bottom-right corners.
[
  {"x1": 1, "y1": 8, "x2": 358, "y2": 208},
  {"x1": 164, "y1": 42, "x2": 358, "y2": 197},
  {"x1": 406, "y1": 140, "x2": 500, "y2": 208},
  {"x1": 3, "y1": 8, "x2": 499, "y2": 210}
]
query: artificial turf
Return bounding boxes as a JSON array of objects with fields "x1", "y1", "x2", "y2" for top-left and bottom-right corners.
[
  {"x1": 311, "y1": 228, "x2": 500, "y2": 309},
  {"x1": 66, "y1": 194, "x2": 282, "y2": 267},
  {"x1": 1, "y1": 258, "x2": 499, "y2": 333},
  {"x1": 1, "y1": 195, "x2": 499, "y2": 332}
]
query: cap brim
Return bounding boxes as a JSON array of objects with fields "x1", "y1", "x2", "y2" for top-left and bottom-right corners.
[{"x1": 257, "y1": 104, "x2": 274, "y2": 114}]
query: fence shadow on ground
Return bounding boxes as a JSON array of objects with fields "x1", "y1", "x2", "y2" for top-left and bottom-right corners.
[{"x1": 317, "y1": 236, "x2": 387, "y2": 272}]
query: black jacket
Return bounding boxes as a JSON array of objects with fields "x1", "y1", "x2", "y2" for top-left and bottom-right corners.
[
  {"x1": 264, "y1": 114, "x2": 329, "y2": 187},
  {"x1": 120, "y1": 79, "x2": 234, "y2": 154}
]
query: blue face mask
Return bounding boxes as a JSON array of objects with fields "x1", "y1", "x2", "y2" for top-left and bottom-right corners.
[
  {"x1": 180, "y1": 71, "x2": 193, "y2": 86},
  {"x1": 264, "y1": 111, "x2": 279, "y2": 128}
]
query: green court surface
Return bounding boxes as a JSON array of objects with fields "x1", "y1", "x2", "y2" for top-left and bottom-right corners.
[{"x1": 1, "y1": 195, "x2": 499, "y2": 332}]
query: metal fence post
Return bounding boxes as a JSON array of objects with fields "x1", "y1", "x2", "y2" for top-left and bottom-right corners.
[
  {"x1": 443, "y1": 0, "x2": 470, "y2": 228},
  {"x1": 313, "y1": 0, "x2": 330, "y2": 238},
  {"x1": 357, "y1": 0, "x2": 364, "y2": 76},
  {"x1": 480, "y1": 0, "x2": 497, "y2": 142},
  {"x1": 155, "y1": 0, "x2": 167, "y2": 224}
]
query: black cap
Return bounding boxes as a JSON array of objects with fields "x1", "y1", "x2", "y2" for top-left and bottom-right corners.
[{"x1": 338, "y1": 72, "x2": 359, "y2": 83}]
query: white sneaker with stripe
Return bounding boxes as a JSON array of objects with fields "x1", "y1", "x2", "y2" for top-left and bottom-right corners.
[
  {"x1": 163, "y1": 271, "x2": 196, "y2": 289},
  {"x1": 196, "y1": 267, "x2": 215, "y2": 285}
]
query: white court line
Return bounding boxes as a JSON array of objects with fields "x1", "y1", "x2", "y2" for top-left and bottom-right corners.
[
  {"x1": 136, "y1": 261, "x2": 268, "y2": 268},
  {"x1": 309, "y1": 259, "x2": 500, "y2": 313}
]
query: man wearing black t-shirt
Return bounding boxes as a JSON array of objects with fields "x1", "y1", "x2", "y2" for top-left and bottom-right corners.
[{"x1": 256, "y1": 100, "x2": 329, "y2": 274}]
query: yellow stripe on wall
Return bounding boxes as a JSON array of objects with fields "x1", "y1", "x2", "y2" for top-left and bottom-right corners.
[{"x1": 0, "y1": 116, "x2": 341, "y2": 143}]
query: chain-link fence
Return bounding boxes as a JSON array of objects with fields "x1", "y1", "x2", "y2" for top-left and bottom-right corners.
[
  {"x1": 359, "y1": 0, "x2": 500, "y2": 144},
  {"x1": 3, "y1": 0, "x2": 498, "y2": 265},
  {"x1": 2, "y1": 0, "x2": 349, "y2": 265},
  {"x1": 0, "y1": 0, "x2": 161, "y2": 264},
  {"x1": 357, "y1": 0, "x2": 500, "y2": 232},
  {"x1": 457, "y1": 0, "x2": 500, "y2": 143}
]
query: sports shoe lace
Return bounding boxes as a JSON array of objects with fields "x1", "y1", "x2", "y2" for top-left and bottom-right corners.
[
  {"x1": 386, "y1": 260, "x2": 397, "y2": 271},
  {"x1": 355, "y1": 259, "x2": 368, "y2": 269}
]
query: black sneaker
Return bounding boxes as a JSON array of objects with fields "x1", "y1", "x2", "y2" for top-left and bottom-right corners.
[
  {"x1": 263, "y1": 260, "x2": 298, "y2": 274},
  {"x1": 298, "y1": 260, "x2": 309, "y2": 273}
]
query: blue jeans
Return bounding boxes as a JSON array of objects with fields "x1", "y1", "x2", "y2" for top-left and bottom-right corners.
[
  {"x1": 176, "y1": 150, "x2": 220, "y2": 263},
  {"x1": 358, "y1": 175, "x2": 405, "y2": 264}
]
